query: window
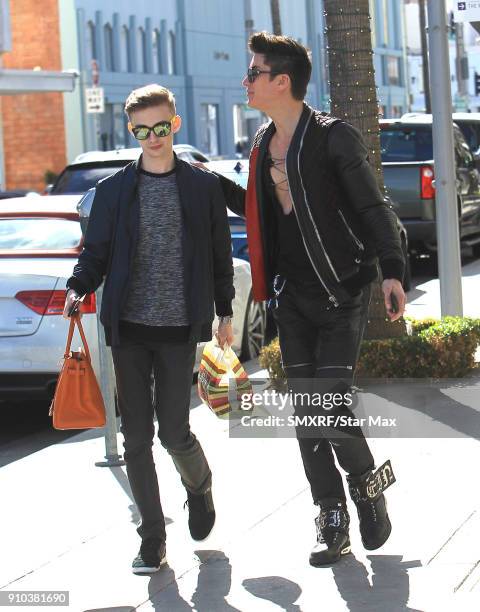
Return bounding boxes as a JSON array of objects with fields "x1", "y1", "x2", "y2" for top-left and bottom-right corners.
[
  {"x1": 0, "y1": 218, "x2": 82, "y2": 251},
  {"x1": 168, "y1": 30, "x2": 176, "y2": 75},
  {"x1": 380, "y1": 127, "x2": 433, "y2": 162},
  {"x1": 137, "y1": 27, "x2": 147, "y2": 73},
  {"x1": 152, "y1": 29, "x2": 161, "y2": 73},
  {"x1": 391, "y1": 105, "x2": 403, "y2": 118},
  {"x1": 382, "y1": 0, "x2": 389, "y2": 46},
  {"x1": 369, "y1": 0, "x2": 376, "y2": 47},
  {"x1": 104, "y1": 24, "x2": 114, "y2": 71},
  {"x1": 121, "y1": 26, "x2": 131, "y2": 72},
  {"x1": 233, "y1": 104, "x2": 249, "y2": 156},
  {"x1": 200, "y1": 103, "x2": 219, "y2": 156},
  {"x1": 113, "y1": 103, "x2": 128, "y2": 149},
  {"x1": 51, "y1": 165, "x2": 127, "y2": 195},
  {"x1": 386, "y1": 56, "x2": 401, "y2": 86},
  {"x1": 86, "y1": 21, "x2": 96, "y2": 63}
]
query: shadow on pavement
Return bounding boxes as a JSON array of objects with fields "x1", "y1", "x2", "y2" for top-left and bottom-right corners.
[
  {"x1": 83, "y1": 607, "x2": 135, "y2": 612},
  {"x1": 147, "y1": 550, "x2": 240, "y2": 611},
  {"x1": 332, "y1": 554, "x2": 422, "y2": 612},
  {"x1": 362, "y1": 377, "x2": 480, "y2": 441},
  {"x1": 108, "y1": 465, "x2": 173, "y2": 529},
  {"x1": 242, "y1": 575, "x2": 302, "y2": 611}
]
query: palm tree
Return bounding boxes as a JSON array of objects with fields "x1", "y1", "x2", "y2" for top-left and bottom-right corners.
[
  {"x1": 270, "y1": 0, "x2": 282, "y2": 35},
  {"x1": 324, "y1": 0, "x2": 406, "y2": 339}
]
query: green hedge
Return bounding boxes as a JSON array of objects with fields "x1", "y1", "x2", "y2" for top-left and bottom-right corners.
[{"x1": 259, "y1": 317, "x2": 480, "y2": 380}]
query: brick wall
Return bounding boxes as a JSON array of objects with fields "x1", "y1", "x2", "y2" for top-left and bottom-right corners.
[{"x1": 1, "y1": 0, "x2": 66, "y2": 191}]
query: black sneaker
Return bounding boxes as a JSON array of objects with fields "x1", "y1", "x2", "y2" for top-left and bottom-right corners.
[
  {"x1": 347, "y1": 460, "x2": 395, "y2": 551},
  {"x1": 310, "y1": 499, "x2": 352, "y2": 567},
  {"x1": 131, "y1": 537, "x2": 166, "y2": 574},
  {"x1": 185, "y1": 487, "x2": 216, "y2": 541}
]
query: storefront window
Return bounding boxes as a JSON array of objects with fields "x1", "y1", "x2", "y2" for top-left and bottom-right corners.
[{"x1": 200, "y1": 103, "x2": 219, "y2": 156}]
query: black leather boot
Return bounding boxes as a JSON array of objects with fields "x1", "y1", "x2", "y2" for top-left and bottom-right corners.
[
  {"x1": 347, "y1": 460, "x2": 396, "y2": 551},
  {"x1": 309, "y1": 498, "x2": 352, "y2": 567}
]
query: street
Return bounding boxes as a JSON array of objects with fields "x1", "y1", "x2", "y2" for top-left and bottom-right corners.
[{"x1": 1, "y1": 253, "x2": 480, "y2": 611}]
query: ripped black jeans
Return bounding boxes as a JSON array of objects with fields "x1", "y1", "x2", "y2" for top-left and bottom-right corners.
[{"x1": 273, "y1": 278, "x2": 375, "y2": 503}]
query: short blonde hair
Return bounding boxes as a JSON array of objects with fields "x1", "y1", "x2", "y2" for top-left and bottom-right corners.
[{"x1": 124, "y1": 84, "x2": 176, "y2": 117}]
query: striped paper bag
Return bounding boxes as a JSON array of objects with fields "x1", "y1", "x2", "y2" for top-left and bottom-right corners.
[{"x1": 197, "y1": 339, "x2": 253, "y2": 418}]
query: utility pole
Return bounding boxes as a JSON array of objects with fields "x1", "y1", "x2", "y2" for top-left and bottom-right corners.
[
  {"x1": 427, "y1": 0, "x2": 463, "y2": 316},
  {"x1": 419, "y1": 0, "x2": 431, "y2": 113}
]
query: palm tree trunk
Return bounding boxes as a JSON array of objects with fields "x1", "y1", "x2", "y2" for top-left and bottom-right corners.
[
  {"x1": 270, "y1": 0, "x2": 282, "y2": 35},
  {"x1": 324, "y1": 0, "x2": 406, "y2": 339}
]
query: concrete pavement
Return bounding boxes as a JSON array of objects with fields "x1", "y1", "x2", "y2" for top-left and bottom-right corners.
[{"x1": 1, "y1": 264, "x2": 480, "y2": 611}]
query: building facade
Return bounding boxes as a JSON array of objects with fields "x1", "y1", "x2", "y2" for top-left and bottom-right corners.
[
  {"x1": 405, "y1": 0, "x2": 480, "y2": 114},
  {"x1": 1, "y1": 0, "x2": 408, "y2": 189},
  {"x1": 0, "y1": 0, "x2": 76, "y2": 190}
]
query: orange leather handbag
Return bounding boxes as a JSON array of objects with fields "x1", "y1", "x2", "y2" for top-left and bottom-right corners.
[{"x1": 49, "y1": 315, "x2": 106, "y2": 430}]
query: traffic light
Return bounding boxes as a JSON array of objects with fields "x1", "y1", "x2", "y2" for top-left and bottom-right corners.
[{"x1": 475, "y1": 72, "x2": 480, "y2": 96}]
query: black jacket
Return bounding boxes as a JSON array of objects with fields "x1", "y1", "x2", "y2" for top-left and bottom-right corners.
[
  {"x1": 67, "y1": 154, "x2": 234, "y2": 346},
  {"x1": 217, "y1": 104, "x2": 405, "y2": 306}
]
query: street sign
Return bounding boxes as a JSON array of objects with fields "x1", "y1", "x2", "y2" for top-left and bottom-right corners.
[
  {"x1": 453, "y1": 1, "x2": 480, "y2": 22},
  {"x1": 85, "y1": 87, "x2": 104, "y2": 113}
]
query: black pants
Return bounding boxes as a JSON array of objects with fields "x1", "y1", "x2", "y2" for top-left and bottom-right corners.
[
  {"x1": 111, "y1": 338, "x2": 211, "y2": 542},
  {"x1": 273, "y1": 280, "x2": 375, "y2": 503}
]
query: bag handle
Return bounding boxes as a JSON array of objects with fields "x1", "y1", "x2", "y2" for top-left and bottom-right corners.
[{"x1": 64, "y1": 314, "x2": 92, "y2": 363}]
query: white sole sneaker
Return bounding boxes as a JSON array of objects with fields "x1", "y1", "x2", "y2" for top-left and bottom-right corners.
[{"x1": 132, "y1": 553, "x2": 167, "y2": 574}]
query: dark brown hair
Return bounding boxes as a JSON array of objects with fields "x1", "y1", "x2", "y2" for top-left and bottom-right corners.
[{"x1": 249, "y1": 31, "x2": 312, "y2": 100}]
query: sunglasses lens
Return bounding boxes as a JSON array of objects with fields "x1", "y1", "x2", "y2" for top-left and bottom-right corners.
[
  {"x1": 133, "y1": 127, "x2": 149, "y2": 140},
  {"x1": 153, "y1": 122, "x2": 172, "y2": 137}
]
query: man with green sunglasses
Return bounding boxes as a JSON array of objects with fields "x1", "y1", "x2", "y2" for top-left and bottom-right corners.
[{"x1": 65, "y1": 84, "x2": 234, "y2": 574}]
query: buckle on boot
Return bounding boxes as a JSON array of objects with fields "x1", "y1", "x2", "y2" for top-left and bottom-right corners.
[{"x1": 365, "y1": 460, "x2": 396, "y2": 499}]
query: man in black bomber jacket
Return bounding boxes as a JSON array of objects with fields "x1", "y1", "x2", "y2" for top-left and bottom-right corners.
[
  {"x1": 215, "y1": 32, "x2": 406, "y2": 567},
  {"x1": 63, "y1": 85, "x2": 234, "y2": 574}
]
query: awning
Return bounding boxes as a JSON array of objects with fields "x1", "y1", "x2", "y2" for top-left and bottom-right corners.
[{"x1": 0, "y1": 68, "x2": 78, "y2": 94}]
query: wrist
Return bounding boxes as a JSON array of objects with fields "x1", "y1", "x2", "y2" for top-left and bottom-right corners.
[{"x1": 218, "y1": 315, "x2": 232, "y2": 325}]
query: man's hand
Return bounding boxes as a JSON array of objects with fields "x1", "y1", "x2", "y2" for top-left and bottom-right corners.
[
  {"x1": 215, "y1": 319, "x2": 234, "y2": 348},
  {"x1": 63, "y1": 289, "x2": 81, "y2": 319},
  {"x1": 192, "y1": 161, "x2": 208, "y2": 170},
  {"x1": 382, "y1": 279, "x2": 406, "y2": 322}
]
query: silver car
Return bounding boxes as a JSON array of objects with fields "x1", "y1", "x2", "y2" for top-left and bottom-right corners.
[{"x1": 0, "y1": 194, "x2": 264, "y2": 402}]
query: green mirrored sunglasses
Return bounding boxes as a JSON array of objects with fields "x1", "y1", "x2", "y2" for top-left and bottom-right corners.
[{"x1": 131, "y1": 118, "x2": 175, "y2": 140}]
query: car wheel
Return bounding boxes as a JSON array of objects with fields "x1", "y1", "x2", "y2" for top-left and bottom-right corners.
[
  {"x1": 401, "y1": 237, "x2": 412, "y2": 292},
  {"x1": 241, "y1": 293, "x2": 267, "y2": 361}
]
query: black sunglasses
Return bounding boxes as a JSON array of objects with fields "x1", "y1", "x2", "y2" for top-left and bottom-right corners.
[
  {"x1": 130, "y1": 118, "x2": 175, "y2": 140},
  {"x1": 246, "y1": 67, "x2": 279, "y2": 83}
]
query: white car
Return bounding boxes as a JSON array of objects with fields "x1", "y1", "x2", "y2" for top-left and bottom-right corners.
[
  {"x1": 0, "y1": 195, "x2": 265, "y2": 402},
  {"x1": 49, "y1": 145, "x2": 210, "y2": 196}
]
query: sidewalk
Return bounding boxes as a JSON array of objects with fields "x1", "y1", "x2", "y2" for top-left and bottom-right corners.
[{"x1": 1, "y1": 267, "x2": 480, "y2": 611}]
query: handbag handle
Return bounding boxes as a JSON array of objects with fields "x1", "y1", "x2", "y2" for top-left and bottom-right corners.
[{"x1": 64, "y1": 314, "x2": 92, "y2": 363}]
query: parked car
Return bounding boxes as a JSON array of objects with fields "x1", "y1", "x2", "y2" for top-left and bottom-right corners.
[
  {"x1": 380, "y1": 115, "x2": 480, "y2": 258},
  {"x1": 401, "y1": 112, "x2": 480, "y2": 170},
  {"x1": 0, "y1": 190, "x2": 40, "y2": 200},
  {"x1": 206, "y1": 159, "x2": 412, "y2": 291},
  {"x1": 0, "y1": 194, "x2": 265, "y2": 401},
  {"x1": 49, "y1": 144, "x2": 210, "y2": 195}
]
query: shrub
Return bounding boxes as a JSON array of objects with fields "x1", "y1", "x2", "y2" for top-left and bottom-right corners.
[{"x1": 259, "y1": 317, "x2": 480, "y2": 380}]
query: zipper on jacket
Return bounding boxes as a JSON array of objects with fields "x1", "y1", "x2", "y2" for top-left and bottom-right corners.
[
  {"x1": 284, "y1": 110, "x2": 339, "y2": 307},
  {"x1": 337, "y1": 209, "x2": 365, "y2": 256}
]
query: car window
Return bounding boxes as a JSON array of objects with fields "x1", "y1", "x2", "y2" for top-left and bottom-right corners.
[
  {"x1": 454, "y1": 127, "x2": 474, "y2": 167},
  {"x1": 51, "y1": 165, "x2": 126, "y2": 194},
  {"x1": 0, "y1": 218, "x2": 82, "y2": 250},
  {"x1": 191, "y1": 151, "x2": 209, "y2": 162},
  {"x1": 456, "y1": 122, "x2": 480, "y2": 153},
  {"x1": 380, "y1": 127, "x2": 433, "y2": 162}
]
